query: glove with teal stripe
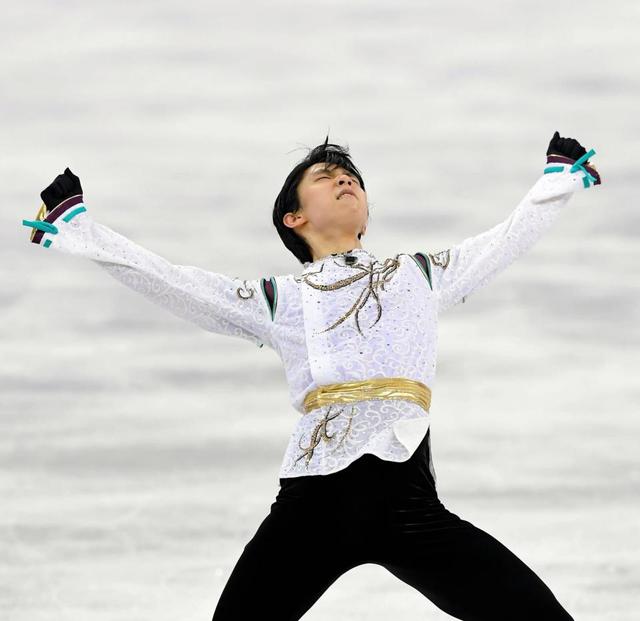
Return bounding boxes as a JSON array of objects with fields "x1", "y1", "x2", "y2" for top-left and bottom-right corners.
[
  {"x1": 22, "y1": 167, "x2": 87, "y2": 246},
  {"x1": 544, "y1": 131, "x2": 601, "y2": 187}
]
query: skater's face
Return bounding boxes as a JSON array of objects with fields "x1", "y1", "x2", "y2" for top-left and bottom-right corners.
[{"x1": 283, "y1": 163, "x2": 368, "y2": 258}]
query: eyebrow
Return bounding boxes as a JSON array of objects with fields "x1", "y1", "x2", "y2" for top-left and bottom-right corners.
[{"x1": 309, "y1": 166, "x2": 356, "y2": 178}]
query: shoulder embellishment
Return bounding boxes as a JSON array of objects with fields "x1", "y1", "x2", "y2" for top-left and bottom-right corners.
[
  {"x1": 260, "y1": 276, "x2": 278, "y2": 321},
  {"x1": 428, "y1": 249, "x2": 450, "y2": 269},
  {"x1": 411, "y1": 252, "x2": 433, "y2": 291},
  {"x1": 236, "y1": 279, "x2": 256, "y2": 300}
]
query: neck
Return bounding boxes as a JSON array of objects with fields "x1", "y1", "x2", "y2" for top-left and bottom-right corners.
[{"x1": 311, "y1": 239, "x2": 363, "y2": 263}]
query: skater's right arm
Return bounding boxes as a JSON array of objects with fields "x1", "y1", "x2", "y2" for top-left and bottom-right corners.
[{"x1": 22, "y1": 169, "x2": 276, "y2": 350}]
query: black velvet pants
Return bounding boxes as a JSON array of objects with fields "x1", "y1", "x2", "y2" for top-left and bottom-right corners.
[{"x1": 211, "y1": 429, "x2": 574, "y2": 620}]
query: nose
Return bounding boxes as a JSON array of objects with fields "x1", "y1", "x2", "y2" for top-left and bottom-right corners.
[{"x1": 337, "y1": 175, "x2": 353, "y2": 186}]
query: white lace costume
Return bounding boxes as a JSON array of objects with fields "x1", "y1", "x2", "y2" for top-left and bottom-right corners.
[{"x1": 24, "y1": 156, "x2": 600, "y2": 479}]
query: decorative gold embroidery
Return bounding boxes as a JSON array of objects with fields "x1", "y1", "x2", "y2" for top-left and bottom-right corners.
[
  {"x1": 236, "y1": 279, "x2": 255, "y2": 299},
  {"x1": 428, "y1": 249, "x2": 450, "y2": 269},
  {"x1": 294, "y1": 405, "x2": 356, "y2": 468},
  {"x1": 299, "y1": 256, "x2": 401, "y2": 335}
]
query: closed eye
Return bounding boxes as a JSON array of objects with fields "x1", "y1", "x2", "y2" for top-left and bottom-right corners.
[{"x1": 316, "y1": 174, "x2": 360, "y2": 185}]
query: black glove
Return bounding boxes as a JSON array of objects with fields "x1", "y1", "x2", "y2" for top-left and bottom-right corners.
[
  {"x1": 40, "y1": 167, "x2": 83, "y2": 213},
  {"x1": 546, "y1": 131, "x2": 590, "y2": 164}
]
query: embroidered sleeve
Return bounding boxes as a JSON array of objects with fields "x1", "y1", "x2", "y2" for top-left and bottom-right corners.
[
  {"x1": 22, "y1": 198, "x2": 276, "y2": 349},
  {"x1": 431, "y1": 153, "x2": 601, "y2": 313}
]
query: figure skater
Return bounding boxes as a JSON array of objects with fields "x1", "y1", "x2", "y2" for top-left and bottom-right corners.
[{"x1": 22, "y1": 131, "x2": 601, "y2": 620}]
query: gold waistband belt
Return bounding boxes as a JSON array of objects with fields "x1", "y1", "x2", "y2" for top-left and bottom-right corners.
[{"x1": 303, "y1": 377, "x2": 431, "y2": 415}]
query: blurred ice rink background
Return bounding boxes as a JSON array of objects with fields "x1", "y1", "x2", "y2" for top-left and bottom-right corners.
[{"x1": 2, "y1": 0, "x2": 639, "y2": 619}]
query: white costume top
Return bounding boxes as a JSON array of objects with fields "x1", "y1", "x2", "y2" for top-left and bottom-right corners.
[{"x1": 24, "y1": 156, "x2": 600, "y2": 479}]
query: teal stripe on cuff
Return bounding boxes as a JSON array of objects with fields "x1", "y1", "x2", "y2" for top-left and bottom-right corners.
[
  {"x1": 570, "y1": 149, "x2": 596, "y2": 173},
  {"x1": 568, "y1": 149, "x2": 598, "y2": 188},
  {"x1": 62, "y1": 205, "x2": 87, "y2": 222},
  {"x1": 22, "y1": 219, "x2": 59, "y2": 234}
]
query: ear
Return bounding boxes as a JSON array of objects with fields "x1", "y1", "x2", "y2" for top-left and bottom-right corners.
[{"x1": 283, "y1": 211, "x2": 307, "y2": 230}]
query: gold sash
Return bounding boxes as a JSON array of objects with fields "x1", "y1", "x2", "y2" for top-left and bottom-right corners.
[{"x1": 303, "y1": 377, "x2": 431, "y2": 414}]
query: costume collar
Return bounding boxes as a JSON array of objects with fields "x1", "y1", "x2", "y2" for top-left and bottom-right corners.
[{"x1": 302, "y1": 248, "x2": 376, "y2": 272}]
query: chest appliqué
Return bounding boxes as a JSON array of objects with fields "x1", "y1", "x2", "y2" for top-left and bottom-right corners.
[{"x1": 296, "y1": 255, "x2": 401, "y2": 336}]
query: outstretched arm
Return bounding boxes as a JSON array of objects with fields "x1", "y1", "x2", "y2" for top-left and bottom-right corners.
[
  {"x1": 425, "y1": 134, "x2": 601, "y2": 313},
  {"x1": 22, "y1": 172, "x2": 276, "y2": 350}
]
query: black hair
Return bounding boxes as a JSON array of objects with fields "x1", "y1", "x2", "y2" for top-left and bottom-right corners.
[{"x1": 272, "y1": 135, "x2": 367, "y2": 265}]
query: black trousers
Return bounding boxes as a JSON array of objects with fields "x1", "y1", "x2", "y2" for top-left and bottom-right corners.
[{"x1": 212, "y1": 429, "x2": 574, "y2": 620}]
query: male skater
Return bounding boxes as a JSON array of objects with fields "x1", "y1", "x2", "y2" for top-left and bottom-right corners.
[{"x1": 23, "y1": 131, "x2": 600, "y2": 620}]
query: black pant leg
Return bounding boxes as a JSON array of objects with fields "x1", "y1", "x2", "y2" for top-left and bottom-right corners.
[
  {"x1": 211, "y1": 485, "x2": 358, "y2": 621},
  {"x1": 380, "y1": 518, "x2": 574, "y2": 621},
  {"x1": 368, "y1": 429, "x2": 573, "y2": 620}
]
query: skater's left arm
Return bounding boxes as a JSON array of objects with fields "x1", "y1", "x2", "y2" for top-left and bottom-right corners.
[{"x1": 427, "y1": 132, "x2": 601, "y2": 313}]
